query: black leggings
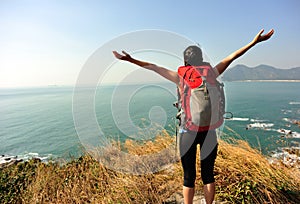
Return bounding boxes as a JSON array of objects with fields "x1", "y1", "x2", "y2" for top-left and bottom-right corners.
[{"x1": 179, "y1": 130, "x2": 218, "y2": 187}]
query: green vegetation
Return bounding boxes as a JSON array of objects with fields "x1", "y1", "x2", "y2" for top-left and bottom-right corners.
[{"x1": 1, "y1": 131, "x2": 299, "y2": 203}]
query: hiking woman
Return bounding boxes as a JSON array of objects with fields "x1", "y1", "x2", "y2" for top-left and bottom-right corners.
[{"x1": 113, "y1": 28, "x2": 274, "y2": 204}]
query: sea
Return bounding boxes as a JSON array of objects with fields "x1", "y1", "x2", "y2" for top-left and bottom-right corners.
[{"x1": 1, "y1": 81, "x2": 300, "y2": 164}]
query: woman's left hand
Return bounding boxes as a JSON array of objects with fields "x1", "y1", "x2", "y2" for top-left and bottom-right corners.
[{"x1": 112, "y1": 50, "x2": 132, "y2": 61}]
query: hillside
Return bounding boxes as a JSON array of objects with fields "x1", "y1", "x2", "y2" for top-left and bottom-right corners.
[
  {"x1": 1, "y1": 131, "x2": 300, "y2": 204},
  {"x1": 221, "y1": 64, "x2": 300, "y2": 81}
]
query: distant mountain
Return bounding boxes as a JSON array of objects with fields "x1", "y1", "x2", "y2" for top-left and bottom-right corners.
[{"x1": 221, "y1": 64, "x2": 300, "y2": 81}]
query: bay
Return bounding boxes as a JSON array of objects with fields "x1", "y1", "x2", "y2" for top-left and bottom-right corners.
[{"x1": 0, "y1": 82, "x2": 299, "y2": 160}]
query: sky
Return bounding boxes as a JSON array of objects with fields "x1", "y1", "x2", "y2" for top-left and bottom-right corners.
[{"x1": 0, "y1": 0, "x2": 299, "y2": 87}]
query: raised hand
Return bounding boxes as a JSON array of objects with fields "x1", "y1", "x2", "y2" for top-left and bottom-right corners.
[
  {"x1": 253, "y1": 29, "x2": 274, "y2": 44},
  {"x1": 215, "y1": 28, "x2": 275, "y2": 75},
  {"x1": 112, "y1": 50, "x2": 132, "y2": 61}
]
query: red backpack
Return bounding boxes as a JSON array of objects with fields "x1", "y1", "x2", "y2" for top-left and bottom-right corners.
[{"x1": 176, "y1": 64, "x2": 225, "y2": 132}]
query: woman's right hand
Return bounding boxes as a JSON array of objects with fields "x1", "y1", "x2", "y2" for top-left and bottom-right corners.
[
  {"x1": 112, "y1": 50, "x2": 132, "y2": 61},
  {"x1": 252, "y1": 29, "x2": 274, "y2": 44}
]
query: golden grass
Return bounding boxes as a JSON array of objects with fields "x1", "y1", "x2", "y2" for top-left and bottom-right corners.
[
  {"x1": 1, "y1": 130, "x2": 300, "y2": 203},
  {"x1": 21, "y1": 133, "x2": 182, "y2": 204},
  {"x1": 215, "y1": 139, "x2": 300, "y2": 203}
]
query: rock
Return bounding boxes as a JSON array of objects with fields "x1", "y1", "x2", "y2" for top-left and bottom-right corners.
[
  {"x1": 0, "y1": 155, "x2": 23, "y2": 169},
  {"x1": 164, "y1": 191, "x2": 225, "y2": 204}
]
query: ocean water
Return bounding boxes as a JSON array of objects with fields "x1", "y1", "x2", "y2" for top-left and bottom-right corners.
[
  {"x1": 223, "y1": 82, "x2": 300, "y2": 153},
  {"x1": 1, "y1": 82, "x2": 300, "y2": 161}
]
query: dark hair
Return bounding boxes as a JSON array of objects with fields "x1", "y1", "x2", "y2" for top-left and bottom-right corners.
[{"x1": 183, "y1": 45, "x2": 203, "y2": 66}]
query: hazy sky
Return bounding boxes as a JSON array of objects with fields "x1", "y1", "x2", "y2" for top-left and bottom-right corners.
[{"x1": 0, "y1": 0, "x2": 299, "y2": 87}]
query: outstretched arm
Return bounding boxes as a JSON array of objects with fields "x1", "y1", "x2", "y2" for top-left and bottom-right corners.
[
  {"x1": 112, "y1": 51, "x2": 179, "y2": 85},
  {"x1": 214, "y1": 29, "x2": 274, "y2": 75}
]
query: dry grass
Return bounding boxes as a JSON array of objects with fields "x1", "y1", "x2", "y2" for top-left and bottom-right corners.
[
  {"x1": 21, "y1": 132, "x2": 182, "y2": 204},
  {"x1": 215, "y1": 139, "x2": 300, "y2": 203},
  {"x1": 1, "y1": 130, "x2": 300, "y2": 203}
]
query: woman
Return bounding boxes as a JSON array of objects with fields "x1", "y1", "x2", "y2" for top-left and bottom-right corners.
[{"x1": 113, "y1": 29, "x2": 274, "y2": 204}]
